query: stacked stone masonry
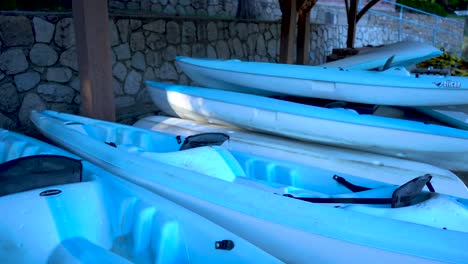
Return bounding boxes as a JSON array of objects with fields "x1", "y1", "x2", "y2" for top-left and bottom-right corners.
[{"x1": 0, "y1": 4, "x2": 464, "y2": 133}]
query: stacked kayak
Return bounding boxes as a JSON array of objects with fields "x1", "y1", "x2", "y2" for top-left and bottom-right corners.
[
  {"x1": 0, "y1": 129, "x2": 282, "y2": 263},
  {"x1": 175, "y1": 56, "x2": 468, "y2": 106},
  {"x1": 321, "y1": 41, "x2": 443, "y2": 70},
  {"x1": 31, "y1": 110, "x2": 468, "y2": 263},
  {"x1": 146, "y1": 81, "x2": 468, "y2": 171},
  {"x1": 133, "y1": 115, "x2": 468, "y2": 198},
  {"x1": 417, "y1": 105, "x2": 468, "y2": 130}
]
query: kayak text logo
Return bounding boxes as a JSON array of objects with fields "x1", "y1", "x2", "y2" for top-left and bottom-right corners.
[{"x1": 434, "y1": 81, "x2": 461, "y2": 88}]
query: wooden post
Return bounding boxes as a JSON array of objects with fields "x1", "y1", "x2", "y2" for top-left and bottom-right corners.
[
  {"x1": 346, "y1": 0, "x2": 358, "y2": 48},
  {"x1": 296, "y1": 0, "x2": 316, "y2": 65},
  {"x1": 72, "y1": 0, "x2": 115, "y2": 121},
  {"x1": 279, "y1": 0, "x2": 297, "y2": 64}
]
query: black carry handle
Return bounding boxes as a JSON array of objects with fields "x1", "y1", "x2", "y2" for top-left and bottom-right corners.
[
  {"x1": 179, "y1": 133, "x2": 230, "y2": 150},
  {"x1": 285, "y1": 174, "x2": 433, "y2": 209}
]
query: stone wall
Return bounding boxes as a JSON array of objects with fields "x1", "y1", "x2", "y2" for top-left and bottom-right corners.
[
  {"x1": 108, "y1": 0, "x2": 464, "y2": 54},
  {"x1": 108, "y1": 0, "x2": 281, "y2": 21}
]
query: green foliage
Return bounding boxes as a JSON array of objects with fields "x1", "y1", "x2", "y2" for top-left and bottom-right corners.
[
  {"x1": 0, "y1": 0, "x2": 17, "y2": 10},
  {"x1": 0, "y1": 0, "x2": 71, "y2": 11},
  {"x1": 397, "y1": 0, "x2": 448, "y2": 16}
]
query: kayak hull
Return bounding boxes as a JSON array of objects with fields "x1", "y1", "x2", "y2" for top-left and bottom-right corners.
[{"x1": 176, "y1": 56, "x2": 468, "y2": 106}]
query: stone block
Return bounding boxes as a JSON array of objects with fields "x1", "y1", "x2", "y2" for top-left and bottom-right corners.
[
  {"x1": 143, "y1": 20, "x2": 166, "y2": 33},
  {"x1": 14, "y1": 71, "x2": 41, "y2": 92},
  {"x1": 159, "y1": 62, "x2": 178, "y2": 80},
  {"x1": 114, "y1": 43, "x2": 132, "y2": 60},
  {"x1": 46, "y1": 67, "x2": 73, "y2": 83},
  {"x1": 0, "y1": 83, "x2": 20, "y2": 112},
  {"x1": 54, "y1": 18, "x2": 75, "y2": 49},
  {"x1": 116, "y1": 19, "x2": 130, "y2": 43},
  {"x1": 124, "y1": 70, "x2": 142, "y2": 94},
  {"x1": 113, "y1": 62, "x2": 128, "y2": 81},
  {"x1": 0, "y1": 16, "x2": 34, "y2": 46},
  {"x1": 182, "y1": 22, "x2": 196, "y2": 43},
  {"x1": 0, "y1": 48, "x2": 29, "y2": 74},
  {"x1": 30, "y1": 43, "x2": 58, "y2": 67},
  {"x1": 166, "y1": 22, "x2": 181, "y2": 44},
  {"x1": 37, "y1": 83, "x2": 75, "y2": 103},
  {"x1": 131, "y1": 52, "x2": 146, "y2": 71},
  {"x1": 33, "y1": 17, "x2": 55, "y2": 43},
  {"x1": 162, "y1": 45, "x2": 177, "y2": 61},
  {"x1": 130, "y1": 32, "x2": 146, "y2": 52},
  {"x1": 60, "y1": 47, "x2": 78, "y2": 71}
]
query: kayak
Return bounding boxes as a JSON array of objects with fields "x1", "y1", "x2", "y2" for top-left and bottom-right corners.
[
  {"x1": 0, "y1": 129, "x2": 282, "y2": 264},
  {"x1": 31, "y1": 110, "x2": 468, "y2": 263},
  {"x1": 133, "y1": 115, "x2": 468, "y2": 198},
  {"x1": 146, "y1": 81, "x2": 468, "y2": 171},
  {"x1": 175, "y1": 56, "x2": 468, "y2": 106},
  {"x1": 321, "y1": 41, "x2": 443, "y2": 70},
  {"x1": 417, "y1": 105, "x2": 468, "y2": 130}
]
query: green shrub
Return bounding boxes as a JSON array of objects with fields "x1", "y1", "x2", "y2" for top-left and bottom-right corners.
[
  {"x1": 397, "y1": 0, "x2": 448, "y2": 17},
  {"x1": 0, "y1": 0, "x2": 71, "y2": 11},
  {"x1": 0, "y1": 0, "x2": 17, "y2": 10}
]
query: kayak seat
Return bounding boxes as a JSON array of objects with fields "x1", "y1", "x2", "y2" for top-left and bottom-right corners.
[
  {"x1": 0, "y1": 155, "x2": 82, "y2": 196},
  {"x1": 179, "y1": 133, "x2": 229, "y2": 150}
]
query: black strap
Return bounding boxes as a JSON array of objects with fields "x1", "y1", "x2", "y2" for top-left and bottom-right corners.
[
  {"x1": 284, "y1": 175, "x2": 433, "y2": 208},
  {"x1": 283, "y1": 194, "x2": 392, "y2": 205},
  {"x1": 426, "y1": 181, "x2": 435, "y2": 192},
  {"x1": 333, "y1": 175, "x2": 371, "y2": 192}
]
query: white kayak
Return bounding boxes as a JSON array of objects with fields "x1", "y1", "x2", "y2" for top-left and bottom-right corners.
[
  {"x1": 417, "y1": 105, "x2": 468, "y2": 130},
  {"x1": 146, "y1": 81, "x2": 468, "y2": 171},
  {"x1": 0, "y1": 129, "x2": 281, "y2": 263},
  {"x1": 321, "y1": 41, "x2": 443, "y2": 70},
  {"x1": 31, "y1": 110, "x2": 468, "y2": 263},
  {"x1": 134, "y1": 115, "x2": 468, "y2": 198},
  {"x1": 176, "y1": 56, "x2": 468, "y2": 106}
]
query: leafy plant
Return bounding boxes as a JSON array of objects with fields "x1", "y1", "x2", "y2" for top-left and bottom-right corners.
[{"x1": 397, "y1": 0, "x2": 448, "y2": 16}]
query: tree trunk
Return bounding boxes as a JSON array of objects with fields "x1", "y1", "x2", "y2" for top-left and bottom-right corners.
[
  {"x1": 345, "y1": 0, "x2": 381, "y2": 48},
  {"x1": 236, "y1": 0, "x2": 257, "y2": 19},
  {"x1": 346, "y1": 0, "x2": 358, "y2": 48}
]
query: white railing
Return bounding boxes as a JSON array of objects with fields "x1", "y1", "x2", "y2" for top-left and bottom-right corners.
[{"x1": 358, "y1": 0, "x2": 464, "y2": 47}]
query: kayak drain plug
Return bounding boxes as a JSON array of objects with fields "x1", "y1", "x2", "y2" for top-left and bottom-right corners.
[{"x1": 215, "y1": 240, "x2": 235, "y2": 250}]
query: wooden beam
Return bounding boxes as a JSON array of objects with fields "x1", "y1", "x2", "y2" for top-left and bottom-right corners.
[
  {"x1": 279, "y1": 0, "x2": 297, "y2": 64},
  {"x1": 296, "y1": 0, "x2": 316, "y2": 65},
  {"x1": 72, "y1": 0, "x2": 115, "y2": 121},
  {"x1": 346, "y1": 0, "x2": 358, "y2": 48}
]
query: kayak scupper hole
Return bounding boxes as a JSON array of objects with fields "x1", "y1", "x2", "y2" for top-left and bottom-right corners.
[
  {"x1": 443, "y1": 227, "x2": 447, "y2": 230},
  {"x1": 40, "y1": 189, "x2": 62, "y2": 196},
  {"x1": 64, "y1": 121, "x2": 83, "y2": 126}
]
